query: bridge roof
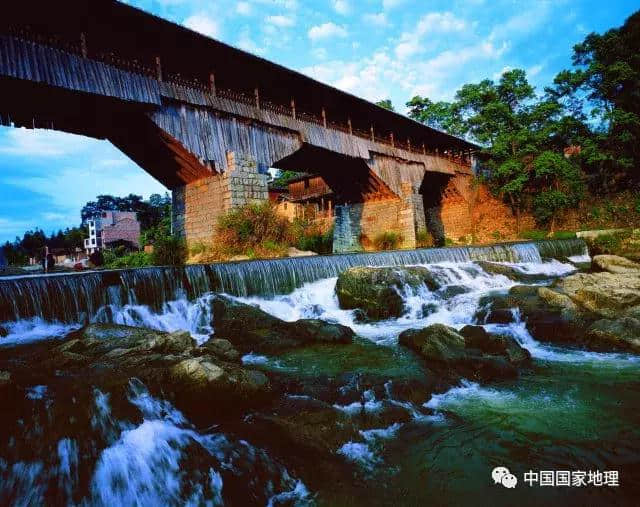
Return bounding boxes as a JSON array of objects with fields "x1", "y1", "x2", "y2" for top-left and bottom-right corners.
[{"x1": 5, "y1": 0, "x2": 478, "y2": 152}]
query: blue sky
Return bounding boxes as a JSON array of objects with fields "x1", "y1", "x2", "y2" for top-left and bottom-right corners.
[{"x1": 0, "y1": 0, "x2": 637, "y2": 243}]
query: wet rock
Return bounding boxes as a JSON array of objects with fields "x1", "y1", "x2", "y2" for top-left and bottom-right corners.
[
  {"x1": 201, "y1": 338, "x2": 241, "y2": 362},
  {"x1": 437, "y1": 285, "x2": 469, "y2": 299},
  {"x1": 459, "y1": 325, "x2": 531, "y2": 365},
  {"x1": 335, "y1": 266, "x2": 439, "y2": 320},
  {"x1": 142, "y1": 331, "x2": 195, "y2": 355},
  {"x1": 475, "y1": 261, "x2": 554, "y2": 282},
  {"x1": 398, "y1": 324, "x2": 524, "y2": 381},
  {"x1": 399, "y1": 324, "x2": 466, "y2": 362},
  {"x1": 477, "y1": 286, "x2": 591, "y2": 344},
  {"x1": 585, "y1": 318, "x2": 640, "y2": 353},
  {"x1": 0, "y1": 370, "x2": 11, "y2": 387},
  {"x1": 212, "y1": 296, "x2": 354, "y2": 354},
  {"x1": 287, "y1": 319, "x2": 354, "y2": 345},
  {"x1": 0, "y1": 325, "x2": 7, "y2": 338},
  {"x1": 554, "y1": 272, "x2": 640, "y2": 319},
  {"x1": 592, "y1": 255, "x2": 640, "y2": 275},
  {"x1": 243, "y1": 400, "x2": 358, "y2": 490}
]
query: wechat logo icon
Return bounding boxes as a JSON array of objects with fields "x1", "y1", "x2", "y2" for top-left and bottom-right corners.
[{"x1": 492, "y1": 466, "x2": 518, "y2": 488}]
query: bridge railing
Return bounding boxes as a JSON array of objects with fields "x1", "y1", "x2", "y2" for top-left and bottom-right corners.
[{"x1": 0, "y1": 25, "x2": 473, "y2": 168}]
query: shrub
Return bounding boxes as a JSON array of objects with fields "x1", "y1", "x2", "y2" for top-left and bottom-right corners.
[
  {"x1": 552, "y1": 230, "x2": 577, "y2": 239},
  {"x1": 217, "y1": 201, "x2": 291, "y2": 254},
  {"x1": 296, "y1": 225, "x2": 334, "y2": 254},
  {"x1": 519, "y1": 229, "x2": 548, "y2": 241},
  {"x1": 373, "y1": 231, "x2": 403, "y2": 250},
  {"x1": 189, "y1": 242, "x2": 207, "y2": 256},
  {"x1": 153, "y1": 235, "x2": 186, "y2": 266},
  {"x1": 415, "y1": 229, "x2": 433, "y2": 248},
  {"x1": 105, "y1": 251, "x2": 152, "y2": 269},
  {"x1": 589, "y1": 230, "x2": 632, "y2": 255}
]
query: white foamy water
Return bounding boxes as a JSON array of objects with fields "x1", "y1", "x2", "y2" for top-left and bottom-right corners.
[
  {"x1": 94, "y1": 294, "x2": 215, "y2": 345},
  {"x1": 0, "y1": 318, "x2": 81, "y2": 346},
  {"x1": 235, "y1": 261, "x2": 521, "y2": 345},
  {"x1": 486, "y1": 310, "x2": 640, "y2": 365}
]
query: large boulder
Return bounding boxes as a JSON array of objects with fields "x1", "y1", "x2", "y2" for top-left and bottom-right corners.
[
  {"x1": 585, "y1": 318, "x2": 640, "y2": 353},
  {"x1": 399, "y1": 324, "x2": 466, "y2": 362},
  {"x1": 476, "y1": 285, "x2": 593, "y2": 345},
  {"x1": 398, "y1": 324, "x2": 529, "y2": 381},
  {"x1": 200, "y1": 338, "x2": 241, "y2": 362},
  {"x1": 459, "y1": 325, "x2": 531, "y2": 365},
  {"x1": 24, "y1": 324, "x2": 274, "y2": 421},
  {"x1": 335, "y1": 266, "x2": 439, "y2": 320},
  {"x1": 554, "y1": 272, "x2": 640, "y2": 319},
  {"x1": 592, "y1": 255, "x2": 640, "y2": 275},
  {"x1": 169, "y1": 356, "x2": 271, "y2": 408},
  {"x1": 212, "y1": 296, "x2": 354, "y2": 354}
]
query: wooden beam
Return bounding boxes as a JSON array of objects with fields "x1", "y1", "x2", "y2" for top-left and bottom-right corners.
[
  {"x1": 209, "y1": 72, "x2": 216, "y2": 95},
  {"x1": 80, "y1": 32, "x2": 87, "y2": 58},
  {"x1": 155, "y1": 56, "x2": 162, "y2": 81}
]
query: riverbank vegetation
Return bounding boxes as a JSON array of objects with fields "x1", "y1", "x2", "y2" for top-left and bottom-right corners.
[
  {"x1": 187, "y1": 201, "x2": 334, "y2": 263},
  {"x1": 407, "y1": 11, "x2": 640, "y2": 235}
]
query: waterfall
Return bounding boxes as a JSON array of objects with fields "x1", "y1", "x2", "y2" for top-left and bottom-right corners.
[{"x1": 0, "y1": 239, "x2": 586, "y2": 325}]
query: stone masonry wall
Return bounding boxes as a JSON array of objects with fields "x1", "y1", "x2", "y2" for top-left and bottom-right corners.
[
  {"x1": 172, "y1": 152, "x2": 268, "y2": 244},
  {"x1": 333, "y1": 188, "x2": 416, "y2": 253}
]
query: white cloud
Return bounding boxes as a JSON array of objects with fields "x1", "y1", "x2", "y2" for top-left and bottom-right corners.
[
  {"x1": 488, "y1": 3, "x2": 551, "y2": 43},
  {"x1": 308, "y1": 22, "x2": 348, "y2": 41},
  {"x1": 183, "y1": 13, "x2": 220, "y2": 38},
  {"x1": 382, "y1": 0, "x2": 405, "y2": 10},
  {"x1": 332, "y1": 0, "x2": 350, "y2": 15},
  {"x1": 252, "y1": 0, "x2": 298, "y2": 10},
  {"x1": 266, "y1": 15, "x2": 295, "y2": 27},
  {"x1": 236, "y1": 2, "x2": 251, "y2": 15},
  {"x1": 363, "y1": 12, "x2": 388, "y2": 26},
  {"x1": 395, "y1": 12, "x2": 468, "y2": 59},
  {"x1": 0, "y1": 129, "x2": 95, "y2": 157},
  {"x1": 528, "y1": 64, "x2": 544, "y2": 77},
  {"x1": 237, "y1": 26, "x2": 265, "y2": 55},
  {"x1": 312, "y1": 47, "x2": 328, "y2": 60}
]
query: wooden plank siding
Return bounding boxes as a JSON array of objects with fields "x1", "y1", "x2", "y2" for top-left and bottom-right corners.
[{"x1": 0, "y1": 35, "x2": 160, "y2": 105}]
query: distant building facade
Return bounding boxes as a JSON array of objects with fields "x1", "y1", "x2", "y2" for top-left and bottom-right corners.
[
  {"x1": 84, "y1": 211, "x2": 141, "y2": 254},
  {"x1": 287, "y1": 174, "x2": 334, "y2": 223}
]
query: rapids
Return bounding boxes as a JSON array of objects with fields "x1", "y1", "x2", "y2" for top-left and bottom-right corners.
[{"x1": 1, "y1": 238, "x2": 639, "y2": 505}]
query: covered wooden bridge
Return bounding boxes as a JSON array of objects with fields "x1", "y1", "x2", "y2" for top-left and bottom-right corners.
[{"x1": 0, "y1": 0, "x2": 478, "y2": 251}]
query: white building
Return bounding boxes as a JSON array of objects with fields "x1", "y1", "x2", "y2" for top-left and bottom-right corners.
[{"x1": 84, "y1": 211, "x2": 141, "y2": 254}]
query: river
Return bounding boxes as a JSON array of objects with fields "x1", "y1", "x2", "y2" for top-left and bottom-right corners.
[{"x1": 0, "y1": 238, "x2": 638, "y2": 505}]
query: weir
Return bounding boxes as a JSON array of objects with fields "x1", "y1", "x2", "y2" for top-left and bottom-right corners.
[{"x1": 0, "y1": 239, "x2": 586, "y2": 325}]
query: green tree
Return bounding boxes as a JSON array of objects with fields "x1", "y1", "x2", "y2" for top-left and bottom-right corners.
[
  {"x1": 408, "y1": 69, "x2": 584, "y2": 232},
  {"x1": 531, "y1": 151, "x2": 585, "y2": 231},
  {"x1": 406, "y1": 96, "x2": 464, "y2": 135},
  {"x1": 547, "y1": 10, "x2": 640, "y2": 188},
  {"x1": 375, "y1": 99, "x2": 395, "y2": 111},
  {"x1": 271, "y1": 170, "x2": 300, "y2": 188}
]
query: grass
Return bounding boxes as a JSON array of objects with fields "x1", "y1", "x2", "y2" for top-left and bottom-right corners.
[
  {"x1": 373, "y1": 231, "x2": 403, "y2": 250},
  {"x1": 415, "y1": 229, "x2": 433, "y2": 248}
]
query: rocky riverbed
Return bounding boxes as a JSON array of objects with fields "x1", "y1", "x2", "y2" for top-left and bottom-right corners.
[{"x1": 1, "y1": 245, "x2": 639, "y2": 505}]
